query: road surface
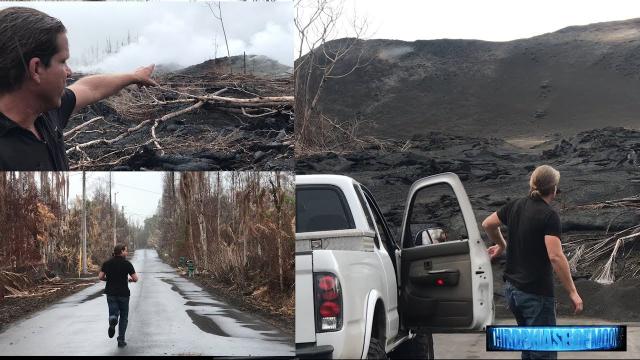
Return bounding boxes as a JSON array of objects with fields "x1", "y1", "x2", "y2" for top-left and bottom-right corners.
[
  {"x1": 0, "y1": 249, "x2": 293, "y2": 356},
  {"x1": 434, "y1": 317, "x2": 638, "y2": 359}
]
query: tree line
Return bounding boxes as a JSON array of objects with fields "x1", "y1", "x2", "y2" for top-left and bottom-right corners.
[
  {"x1": 0, "y1": 171, "x2": 294, "y2": 301},
  {"x1": 151, "y1": 171, "x2": 294, "y2": 296},
  {"x1": 0, "y1": 172, "x2": 136, "y2": 277}
]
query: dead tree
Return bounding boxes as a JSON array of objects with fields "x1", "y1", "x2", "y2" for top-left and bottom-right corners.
[
  {"x1": 207, "y1": 1, "x2": 232, "y2": 73},
  {"x1": 294, "y1": 0, "x2": 371, "y2": 152}
]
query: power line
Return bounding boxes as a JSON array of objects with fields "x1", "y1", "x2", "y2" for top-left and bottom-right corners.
[{"x1": 111, "y1": 181, "x2": 162, "y2": 195}]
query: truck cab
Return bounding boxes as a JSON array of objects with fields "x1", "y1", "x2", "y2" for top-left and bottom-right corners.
[{"x1": 295, "y1": 173, "x2": 494, "y2": 359}]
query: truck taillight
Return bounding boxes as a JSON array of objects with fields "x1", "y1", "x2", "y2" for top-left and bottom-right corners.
[{"x1": 314, "y1": 273, "x2": 343, "y2": 332}]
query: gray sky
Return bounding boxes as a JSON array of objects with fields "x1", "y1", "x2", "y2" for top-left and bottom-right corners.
[
  {"x1": 68, "y1": 172, "x2": 163, "y2": 226},
  {"x1": 0, "y1": 1, "x2": 293, "y2": 72},
  {"x1": 297, "y1": 0, "x2": 640, "y2": 56}
]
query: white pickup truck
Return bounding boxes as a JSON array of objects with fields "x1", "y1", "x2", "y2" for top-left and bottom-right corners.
[{"x1": 295, "y1": 173, "x2": 494, "y2": 359}]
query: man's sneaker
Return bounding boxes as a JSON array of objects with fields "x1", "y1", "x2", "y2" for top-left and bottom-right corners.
[
  {"x1": 108, "y1": 317, "x2": 118, "y2": 338},
  {"x1": 117, "y1": 341, "x2": 127, "y2": 348}
]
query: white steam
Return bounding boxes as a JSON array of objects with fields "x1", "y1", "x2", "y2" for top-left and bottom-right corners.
[{"x1": 76, "y1": 14, "x2": 293, "y2": 74}]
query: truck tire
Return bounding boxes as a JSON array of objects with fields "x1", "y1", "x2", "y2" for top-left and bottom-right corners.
[
  {"x1": 390, "y1": 333, "x2": 434, "y2": 359},
  {"x1": 367, "y1": 337, "x2": 388, "y2": 359}
]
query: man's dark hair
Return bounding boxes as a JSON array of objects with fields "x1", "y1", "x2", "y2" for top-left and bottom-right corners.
[
  {"x1": 113, "y1": 244, "x2": 127, "y2": 257},
  {"x1": 0, "y1": 7, "x2": 66, "y2": 93}
]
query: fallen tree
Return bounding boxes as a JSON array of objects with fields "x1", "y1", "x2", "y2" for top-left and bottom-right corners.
[{"x1": 65, "y1": 73, "x2": 294, "y2": 170}]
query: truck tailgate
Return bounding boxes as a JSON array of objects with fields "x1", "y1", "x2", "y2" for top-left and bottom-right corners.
[{"x1": 295, "y1": 253, "x2": 316, "y2": 343}]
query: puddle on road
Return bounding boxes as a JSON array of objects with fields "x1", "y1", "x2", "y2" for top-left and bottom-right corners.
[
  {"x1": 80, "y1": 290, "x2": 104, "y2": 303},
  {"x1": 163, "y1": 277, "x2": 285, "y2": 340},
  {"x1": 162, "y1": 278, "x2": 227, "y2": 308},
  {"x1": 186, "y1": 310, "x2": 229, "y2": 337},
  {"x1": 160, "y1": 278, "x2": 184, "y2": 296}
]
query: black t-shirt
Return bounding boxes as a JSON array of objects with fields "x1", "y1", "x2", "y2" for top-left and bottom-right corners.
[
  {"x1": 101, "y1": 256, "x2": 136, "y2": 297},
  {"x1": 497, "y1": 196, "x2": 562, "y2": 297},
  {"x1": 0, "y1": 88, "x2": 76, "y2": 170}
]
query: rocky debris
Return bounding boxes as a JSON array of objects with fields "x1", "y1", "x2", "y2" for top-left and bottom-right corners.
[
  {"x1": 179, "y1": 54, "x2": 292, "y2": 79},
  {"x1": 534, "y1": 109, "x2": 547, "y2": 119},
  {"x1": 542, "y1": 127, "x2": 640, "y2": 168},
  {"x1": 298, "y1": 128, "x2": 640, "y2": 319}
]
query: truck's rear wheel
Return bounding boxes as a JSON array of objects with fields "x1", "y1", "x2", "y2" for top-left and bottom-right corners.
[
  {"x1": 367, "y1": 337, "x2": 388, "y2": 359},
  {"x1": 390, "y1": 333, "x2": 434, "y2": 359}
]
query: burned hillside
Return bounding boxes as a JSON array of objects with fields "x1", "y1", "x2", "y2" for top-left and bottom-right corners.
[
  {"x1": 66, "y1": 59, "x2": 293, "y2": 171},
  {"x1": 296, "y1": 18, "x2": 640, "y2": 140}
]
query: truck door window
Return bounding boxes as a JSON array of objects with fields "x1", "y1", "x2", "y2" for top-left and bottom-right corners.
[
  {"x1": 362, "y1": 192, "x2": 393, "y2": 254},
  {"x1": 296, "y1": 186, "x2": 355, "y2": 233},
  {"x1": 353, "y1": 184, "x2": 379, "y2": 248},
  {"x1": 406, "y1": 182, "x2": 468, "y2": 248}
]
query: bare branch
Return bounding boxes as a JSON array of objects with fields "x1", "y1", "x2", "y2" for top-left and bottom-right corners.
[{"x1": 63, "y1": 116, "x2": 104, "y2": 137}]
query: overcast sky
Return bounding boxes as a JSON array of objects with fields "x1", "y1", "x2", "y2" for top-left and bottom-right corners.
[
  {"x1": 0, "y1": 1, "x2": 293, "y2": 72},
  {"x1": 297, "y1": 0, "x2": 640, "y2": 56},
  {"x1": 68, "y1": 172, "x2": 163, "y2": 226}
]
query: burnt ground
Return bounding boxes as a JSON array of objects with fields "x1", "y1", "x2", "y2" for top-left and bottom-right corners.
[
  {"x1": 297, "y1": 126, "x2": 640, "y2": 321},
  {"x1": 0, "y1": 275, "x2": 98, "y2": 332},
  {"x1": 66, "y1": 72, "x2": 293, "y2": 171}
]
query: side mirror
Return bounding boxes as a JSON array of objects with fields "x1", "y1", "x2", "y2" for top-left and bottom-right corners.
[{"x1": 414, "y1": 227, "x2": 448, "y2": 246}]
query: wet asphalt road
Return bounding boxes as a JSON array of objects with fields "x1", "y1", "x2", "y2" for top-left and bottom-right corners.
[{"x1": 0, "y1": 249, "x2": 293, "y2": 356}]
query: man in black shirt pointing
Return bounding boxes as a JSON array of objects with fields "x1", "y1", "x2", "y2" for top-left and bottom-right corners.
[
  {"x1": 0, "y1": 7, "x2": 158, "y2": 170},
  {"x1": 99, "y1": 244, "x2": 138, "y2": 348}
]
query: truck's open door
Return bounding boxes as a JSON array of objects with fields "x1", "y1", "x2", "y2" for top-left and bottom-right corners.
[{"x1": 398, "y1": 172, "x2": 493, "y2": 332}]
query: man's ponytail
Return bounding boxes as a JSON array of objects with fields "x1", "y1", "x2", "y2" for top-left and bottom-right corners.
[{"x1": 529, "y1": 165, "x2": 560, "y2": 200}]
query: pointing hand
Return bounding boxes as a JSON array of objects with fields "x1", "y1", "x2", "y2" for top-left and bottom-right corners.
[{"x1": 132, "y1": 64, "x2": 159, "y2": 87}]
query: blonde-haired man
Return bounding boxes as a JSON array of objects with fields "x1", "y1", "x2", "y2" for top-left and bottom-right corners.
[{"x1": 482, "y1": 165, "x2": 583, "y2": 359}]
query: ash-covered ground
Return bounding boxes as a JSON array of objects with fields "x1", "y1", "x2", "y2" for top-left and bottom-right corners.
[
  {"x1": 66, "y1": 68, "x2": 293, "y2": 171},
  {"x1": 297, "y1": 127, "x2": 640, "y2": 321}
]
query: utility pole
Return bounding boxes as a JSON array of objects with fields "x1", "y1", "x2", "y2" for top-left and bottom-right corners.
[
  {"x1": 109, "y1": 171, "x2": 116, "y2": 246},
  {"x1": 82, "y1": 171, "x2": 87, "y2": 275},
  {"x1": 113, "y1": 192, "x2": 118, "y2": 246},
  {"x1": 121, "y1": 206, "x2": 125, "y2": 249}
]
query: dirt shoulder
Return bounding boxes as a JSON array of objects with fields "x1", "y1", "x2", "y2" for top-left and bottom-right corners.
[{"x1": 0, "y1": 276, "x2": 99, "y2": 332}]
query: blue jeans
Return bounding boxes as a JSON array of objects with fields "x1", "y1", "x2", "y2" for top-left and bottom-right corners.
[
  {"x1": 107, "y1": 295, "x2": 130, "y2": 342},
  {"x1": 504, "y1": 281, "x2": 557, "y2": 360}
]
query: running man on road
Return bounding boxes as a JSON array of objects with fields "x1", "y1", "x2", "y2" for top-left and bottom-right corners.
[{"x1": 98, "y1": 244, "x2": 138, "y2": 348}]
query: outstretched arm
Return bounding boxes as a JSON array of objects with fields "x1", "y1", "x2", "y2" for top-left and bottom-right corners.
[{"x1": 69, "y1": 64, "x2": 159, "y2": 114}]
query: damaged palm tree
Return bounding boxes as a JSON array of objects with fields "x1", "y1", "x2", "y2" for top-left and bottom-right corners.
[
  {"x1": 576, "y1": 195, "x2": 640, "y2": 210},
  {"x1": 592, "y1": 238, "x2": 624, "y2": 284},
  {"x1": 564, "y1": 223, "x2": 640, "y2": 283},
  {"x1": 561, "y1": 193, "x2": 640, "y2": 284},
  {"x1": 568, "y1": 244, "x2": 584, "y2": 273}
]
